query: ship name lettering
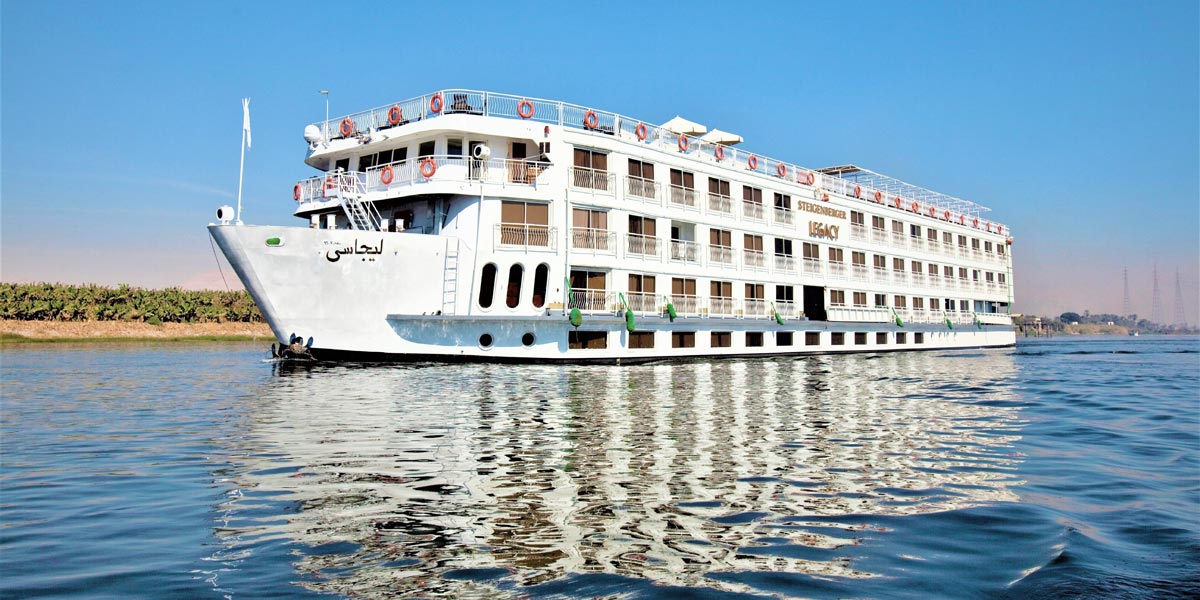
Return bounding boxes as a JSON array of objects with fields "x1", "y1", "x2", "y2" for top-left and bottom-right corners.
[{"x1": 809, "y1": 222, "x2": 840, "y2": 240}]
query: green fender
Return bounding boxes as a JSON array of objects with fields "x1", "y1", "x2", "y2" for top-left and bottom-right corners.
[{"x1": 569, "y1": 307, "x2": 582, "y2": 328}]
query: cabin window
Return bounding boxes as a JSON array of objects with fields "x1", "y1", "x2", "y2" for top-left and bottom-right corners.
[
  {"x1": 572, "y1": 208, "x2": 609, "y2": 249},
  {"x1": 872, "y1": 215, "x2": 885, "y2": 230},
  {"x1": 972, "y1": 238, "x2": 981, "y2": 250},
  {"x1": 830, "y1": 290, "x2": 846, "y2": 306},
  {"x1": 335, "y1": 158, "x2": 350, "y2": 172},
  {"x1": 960, "y1": 299, "x2": 970, "y2": 312},
  {"x1": 910, "y1": 224, "x2": 921, "y2": 238},
  {"x1": 832, "y1": 332, "x2": 845, "y2": 346},
  {"x1": 927, "y1": 228, "x2": 938, "y2": 241},
  {"x1": 852, "y1": 251, "x2": 866, "y2": 267},
  {"x1": 874, "y1": 294, "x2": 887, "y2": 308},
  {"x1": 877, "y1": 332, "x2": 888, "y2": 344},
  {"x1": 805, "y1": 332, "x2": 821, "y2": 346},
  {"x1": 828, "y1": 247, "x2": 844, "y2": 263},
  {"x1": 569, "y1": 331, "x2": 608, "y2": 349},
  {"x1": 914, "y1": 297, "x2": 925, "y2": 310},
  {"x1": 892, "y1": 220, "x2": 904, "y2": 234},
  {"x1": 709, "y1": 177, "x2": 731, "y2": 197},
  {"x1": 569, "y1": 270, "x2": 607, "y2": 310},
  {"x1": 447, "y1": 139, "x2": 463, "y2": 157},
  {"x1": 777, "y1": 331, "x2": 794, "y2": 346},
  {"x1": 742, "y1": 185, "x2": 763, "y2": 204},
  {"x1": 776, "y1": 285, "x2": 794, "y2": 303},
  {"x1": 501, "y1": 201, "x2": 550, "y2": 246},
  {"x1": 896, "y1": 332, "x2": 907, "y2": 344},
  {"x1": 711, "y1": 332, "x2": 732, "y2": 348},
  {"x1": 671, "y1": 332, "x2": 695, "y2": 348},
  {"x1": 944, "y1": 231, "x2": 953, "y2": 245},
  {"x1": 746, "y1": 284, "x2": 765, "y2": 301},
  {"x1": 802, "y1": 242, "x2": 820, "y2": 260},
  {"x1": 747, "y1": 332, "x2": 764, "y2": 347},
  {"x1": 478, "y1": 263, "x2": 498, "y2": 309},
  {"x1": 505, "y1": 264, "x2": 524, "y2": 308},
  {"x1": 775, "y1": 238, "x2": 793, "y2": 257},
  {"x1": 573, "y1": 148, "x2": 609, "y2": 190},
  {"x1": 744, "y1": 234, "x2": 764, "y2": 252},
  {"x1": 853, "y1": 292, "x2": 867, "y2": 307},
  {"x1": 958, "y1": 235, "x2": 968, "y2": 248},
  {"x1": 985, "y1": 241, "x2": 994, "y2": 253},
  {"x1": 418, "y1": 141, "x2": 435, "y2": 157},
  {"x1": 894, "y1": 295, "x2": 908, "y2": 309},
  {"x1": 915, "y1": 332, "x2": 925, "y2": 344},
  {"x1": 532, "y1": 264, "x2": 549, "y2": 308},
  {"x1": 630, "y1": 331, "x2": 655, "y2": 349},
  {"x1": 855, "y1": 332, "x2": 868, "y2": 345},
  {"x1": 850, "y1": 211, "x2": 865, "y2": 227},
  {"x1": 912, "y1": 262, "x2": 924, "y2": 274},
  {"x1": 944, "y1": 265, "x2": 954, "y2": 279},
  {"x1": 874, "y1": 254, "x2": 887, "y2": 269},
  {"x1": 999, "y1": 273, "x2": 1007, "y2": 285},
  {"x1": 774, "y1": 192, "x2": 791, "y2": 210},
  {"x1": 628, "y1": 159, "x2": 654, "y2": 180}
]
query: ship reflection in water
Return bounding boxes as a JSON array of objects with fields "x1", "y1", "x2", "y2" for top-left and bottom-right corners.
[{"x1": 214, "y1": 350, "x2": 1021, "y2": 597}]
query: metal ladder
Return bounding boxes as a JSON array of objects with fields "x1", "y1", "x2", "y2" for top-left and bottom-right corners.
[
  {"x1": 338, "y1": 192, "x2": 380, "y2": 231},
  {"x1": 441, "y1": 239, "x2": 459, "y2": 315}
]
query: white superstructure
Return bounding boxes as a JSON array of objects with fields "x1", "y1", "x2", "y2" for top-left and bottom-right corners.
[{"x1": 209, "y1": 89, "x2": 1016, "y2": 362}]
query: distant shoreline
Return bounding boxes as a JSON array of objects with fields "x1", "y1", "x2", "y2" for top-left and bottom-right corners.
[{"x1": 0, "y1": 320, "x2": 273, "y2": 344}]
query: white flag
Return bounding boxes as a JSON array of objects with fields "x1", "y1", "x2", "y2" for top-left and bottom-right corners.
[{"x1": 242, "y1": 97, "x2": 251, "y2": 149}]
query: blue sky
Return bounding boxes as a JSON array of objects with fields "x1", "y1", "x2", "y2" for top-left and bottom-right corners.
[{"x1": 2, "y1": 0, "x2": 1197, "y2": 319}]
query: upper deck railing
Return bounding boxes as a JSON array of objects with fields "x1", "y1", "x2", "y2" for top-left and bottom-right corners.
[
  {"x1": 294, "y1": 155, "x2": 551, "y2": 205},
  {"x1": 313, "y1": 89, "x2": 1008, "y2": 235}
]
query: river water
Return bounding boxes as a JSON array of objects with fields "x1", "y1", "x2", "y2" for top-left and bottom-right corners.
[{"x1": 1, "y1": 336, "x2": 1197, "y2": 598}]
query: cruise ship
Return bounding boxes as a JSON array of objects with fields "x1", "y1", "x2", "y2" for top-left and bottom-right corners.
[{"x1": 208, "y1": 89, "x2": 1015, "y2": 362}]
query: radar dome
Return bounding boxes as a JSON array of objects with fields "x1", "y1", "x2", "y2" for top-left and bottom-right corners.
[{"x1": 303, "y1": 124, "x2": 324, "y2": 144}]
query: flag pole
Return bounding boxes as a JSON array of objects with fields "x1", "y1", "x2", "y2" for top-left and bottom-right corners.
[{"x1": 236, "y1": 98, "x2": 251, "y2": 225}]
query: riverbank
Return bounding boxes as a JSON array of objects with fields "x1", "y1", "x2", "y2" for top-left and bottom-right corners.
[{"x1": 0, "y1": 320, "x2": 273, "y2": 343}]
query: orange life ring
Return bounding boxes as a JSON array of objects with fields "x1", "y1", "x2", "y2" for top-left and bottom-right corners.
[
  {"x1": 911, "y1": 200, "x2": 919, "y2": 212},
  {"x1": 584, "y1": 110, "x2": 598, "y2": 130},
  {"x1": 429, "y1": 93, "x2": 444, "y2": 114},
  {"x1": 874, "y1": 190, "x2": 883, "y2": 202},
  {"x1": 293, "y1": 184, "x2": 301, "y2": 201},
  {"x1": 805, "y1": 172, "x2": 815, "y2": 185},
  {"x1": 322, "y1": 176, "x2": 335, "y2": 198},
  {"x1": 420, "y1": 158, "x2": 436, "y2": 178},
  {"x1": 380, "y1": 165, "x2": 394, "y2": 185},
  {"x1": 854, "y1": 185, "x2": 861, "y2": 198},
  {"x1": 339, "y1": 118, "x2": 355, "y2": 137},
  {"x1": 635, "y1": 123, "x2": 647, "y2": 141},
  {"x1": 714, "y1": 145, "x2": 725, "y2": 161},
  {"x1": 777, "y1": 163, "x2": 787, "y2": 178},
  {"x1": 678, "y1": 134, "x2": 689, "y2": 152},
  {"x1": 973, "y1": 217, "x2": 980, "y2": 228},
  {"x1": 894, "y1": 196, "x2": 902, "y2": 208},
  {"x1": 959, "y1": 215, "x2": 966, "y2": 225},
  {"x1": 387, "y1": 105, "x2": 403, "y2": 125},
  {"x1": 986, "y1": 222, "x2": 992, "y2": 232},
  {"x1": 944, "y1": 209, "x2": 951, "y2": 220},
  {"x1": 928, "y1": 206, "x2": 936, "y2": 218},
  {"x1": 998, "y1": 225, "x2": 1005, "y2": 235},
  {"x1": 747, "y1": 155, "x2": 758, "y2": 170},
  {"x1": 517, "y1": 99, "x2": 534, "y2": 119}
]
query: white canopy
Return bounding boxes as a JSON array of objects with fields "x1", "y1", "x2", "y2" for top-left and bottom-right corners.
[
  {"x1": 661, "y1": 115, "x2": 707, "y2": 136},
  {"x1": 700, "y1": 128, "x2": 743, "y2": 146}
]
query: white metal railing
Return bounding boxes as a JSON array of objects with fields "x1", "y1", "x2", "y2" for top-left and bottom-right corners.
[
  {"x1": 958, "y1": 277, "x2": 970, "y2": 289},
  {"x1": 743, "y1": 299, "x2": 769, "y2": 318},
  {"x1": 850, "y1": 225, "x2": 867, "y2": 242},
  {"x1": 669, "y1": 185, "x2": 697, "y2": 208},
  {"x1": 893, "y1": 270, "x2": 909, "y2": 284},
  {"x1": 670, "y1": 239, "x2": 700, "y2": 263},
  {"x1": 625, "y1": 233, "x2": 660, "y2": 258},
  {"x1": 743, "y1": 201, "x2": 764, "y2": 222},
  {"x1": 626, "y1": 291, "x2": 658, "y2": 313},
  {"x1": 668, "y1": 295, "x2": 700, "y2": 316},
  {"x1": 827, "y1": 262, "x2": 847, "y2": 279},
  {"x1": 977, "y1": 313, "x2": 1013, "y2": 325},
  {"x1": 911, "y1": 272, "x2": 926, "y2": 287},
  {"x1": 570, "y1": 228, "x2": 616, "y2": 253},
  {"x1": 826, "y1": 307, "x2": 891, "y2": 323},
  {"x1": 910, "y1": 237, "x2": 925, "y2": 252},
  {"x1": 775, "y1": 301, "x2": 800, "y2": 318},
  {"x1": 873, "y1": 267, "x2": 890, "y2": 283},
  {"x1": 364, "y1": 156, "x2": 550, "y2": 195},
  {"x1": 871, "y1": 228, "x2": 888, "y2": 246},
  {"x1": 851, "y1": 265, "x2": 869, "y2": 281},
  {"x1": 294, "y1": 170, "x2": 367, "y2": 204},
  {"x1": 570, "y1": 167, "x2": 615, "y2": 194},
  {"x1": 309, "y1": 89, "x2": 1009, "y2": 235},
  {"x1": 928, "y1": 274, "x2": 942, "y2": 288},
  {"x1": 625, "y1": 176, "x2": 660, "y2": 202},
  {"x1": 803, "y1": 257, "x2": 822, "y2": 275},
  {"x1": 773, "y1": 208, "x2": 794, "y2": 226},
  {"x1": 708, "y1": 193, "x2": 733, "y2": 214},
  {"x1": 710, "y1": 298, "x2": 735, "y2": 316},
  {"x1": 891, "y1": 232, "x2": 907, "y2": 249},
  {"x1": 743, "y1": 249, "x2": 766, "y2": 270},
  {"x1": 495, "y1": 224, "x2": 555, "y2": 249},
  {"x1": 774, "y1": 255, "x2": 796, "y2": 272},
  {"x1": 709, "y1": 245, "x2": 734, "y2": 265},
  {"x1": 569, "y1": 289, "x2": 611, "y2": 312}
]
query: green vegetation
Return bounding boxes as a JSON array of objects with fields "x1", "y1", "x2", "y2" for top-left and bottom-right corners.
[
  {"x1": 0, "y1": 334, "x2": 265, "y2": 344},
  {"x1": 0, "y1": 283, "x2": 263, "y2": 323}
]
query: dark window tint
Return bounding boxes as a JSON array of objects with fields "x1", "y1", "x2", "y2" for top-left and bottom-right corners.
[
  {"x1": 505, "y1": 264, "x2": 523, "y2": 308},
  {"x1": 532, "y1": 264, "x2": 549, "y2": 308},
  {"x1": 478, "y1": 264, "x2": 497, "y2": 308}
]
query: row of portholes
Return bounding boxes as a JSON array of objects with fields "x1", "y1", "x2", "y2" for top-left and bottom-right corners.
[
  {"x1": 478, "y1": 262, "x2": 550, "y2": 309},
  {"x1": 478, "y1": 332, "x2": 537, "y2": 349}
]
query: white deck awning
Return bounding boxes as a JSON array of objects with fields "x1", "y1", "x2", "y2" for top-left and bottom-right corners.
[
  {"x1": 661, "y1": 116, "x2": 707, "y2": 136},
  {"x1": 700, "y1": 128, "x2": 743, "y2": 146}
]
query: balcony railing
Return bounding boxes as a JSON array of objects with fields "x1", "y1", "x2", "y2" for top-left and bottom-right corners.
[
  {"x1": 669, "y1": 185, "x2": 697, "y2": 209},
  {"x1": 570, "y1": 228, "x2": 616, "y2": 253},
  {"x1": 626, "y1": 291, "x2": 659, "y2": 313},
  {"x1": 743, "y1": 201, "x2": 764, "y2": 222},
  {"x1": 569, "y1": 289, "x2": 611, "y2": 312},
  {"x1": 670, "y1": 239, "x2": 700, "y2": 263},
  {"x1": 871, "y1": 228, "x2": 888, "y2": 246},
  {"x1": 873, "y1": 267, "x2": 889, "y2": 283},
  {"x1": 826, "y1": 307, "x2": 891, "y2": 323},
  {"x1": 851, "y1": 265, "x2": 869, "y2": 281},
  {"x1": 911, "y1": 272, "x2": 925, "y2": 287},
  {"x1": 802, "y1": 257, "x2": 822, "y2": 275},
  {"x1": 570, "y1": 167, "x2": 614, "y2": 194},
  {"x1": 625, "y1": 176, "x2": 660, "y2": 203},
  {"x1": 827, "y1": 262, "x2": 847, "y2": 279},
  {"x1": 710, "y1": 298, "x2": 735, "y2": 316},
  {"x1": 495, "y1": 223, "x2": 555, "y2": 249},
  {"x1": 891, "y1": 232, "x2": 907, "y2": 248},
  {"x1": 625, "y1": 233, "x2": 660, "y2": 258},
  {"x1": 668, "y1": 295, "x2": 700, "y2": 316},
  {"x1": 773, "y1": 208, "x2": 794, "y2": 226},
  {"x1": 774, "y1": 301, "x2": 800, "y2": 318},
  {"x1": 928, "y1": 274, "x2": 942, "y2": 288},
  {"x1": 708, "y1": 193, "x2": 732, "y2": 215},
  {"x1": 743, "y1": 249, "x2": 766, "y2": 270},
  {"x1": 977, "y1": 313, "x2": 1014, "y2": 325},
  {"x1": 850, "y1": 225, "x2": 867, "y2": 242},
  {"x1": 774, "y1": 255, "x2": 796, "y2": 273},
  {"x1": 743, "y1": 299, "x2": 770, "y2": 318},
  {"x1": 910, "y1": 237, "x2": 925, "y2": 252},
  {"x1": 893, "y1": 270, "x2": 909, "y2": 284},
  {"x1": 709, "y1": 245, "x2": 734, "y2": 266}
]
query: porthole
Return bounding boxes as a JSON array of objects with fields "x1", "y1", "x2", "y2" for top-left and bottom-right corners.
[
  {"x1": 521, "y1": 332, "x2": 536, "y2": 347},
  {"x1": 479, "y1": 333, "x2": 494, "y2": 348}
]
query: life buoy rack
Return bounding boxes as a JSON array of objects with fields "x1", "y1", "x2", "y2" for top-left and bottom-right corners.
[
  {"x1": 339, "y1": 118, "x2": 355, "y2": 137},
  {"x1": 854, "y1": 185, "x2": 862, "y2": 198},
  {"x1": 420, "y1": 158, "x2": 437, "y2": 178},
  {"x1": 678, "y1": 134, "x2": 689, "y2": 152},
  {"x1": 387, "y1": 105, "x2": 403, "y2": 125},
  {"x1": 635, "y1": 122, "x2": 647, "y2": 141},
  {"x1": 713, "y1": 144, "x2": 725, "y2": 161},
  {"x1": 429, "y1": 93, "x2": 444, "y2": 114},
  {"x1": 584, "y1": 110, "x2": 599, "y2": 130},
  {"x1": 874, "y1": 190, "x2": 883, "y2": 202},
  {"x1": 517, "y1": 99, "x2": 534, "y2": 119},
  {"x1": 911, "y1": 200, "x2": 920, "y2": 212},
  {"x1": 293, "y1": 184, "x2": 302, "y2": 201},
  {"x1": 747, "y1": 155, "x2": 758, "y2": 170},
  {"x1": 777, "y1": 163, "x2": 787, "y2": 178},
  {"x1": 380, "y1": 165, "x2": 394, "y2": 185}
]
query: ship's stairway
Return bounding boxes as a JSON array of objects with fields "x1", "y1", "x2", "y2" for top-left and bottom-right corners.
[
  {"x1": 338, "y1": 191, "x2": 381, "y2": 231},
  {"x1": 441, "y1": 239, "x2": 459, "y2": 315}
]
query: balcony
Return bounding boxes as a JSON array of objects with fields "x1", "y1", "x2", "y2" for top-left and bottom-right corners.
[
  {"x1": 803, "y1": 257, "x2": 823, "y2": 276},
  {"x1": 568, "y1": 288, "x2": 611, "y2": 312},
  {"x1": 774, "y1": 255, "x2": 796, "y2": 273},
  {"x1": 625, "y1": 176, "x2": 660, "y2": 203},
  {"x1": 742, "y1": 201, "x2": 764, "y2": 222},
  {"x1": 668, "y1": 295, "x2": 700, "y2": 316},
  {"x1": 298, "y1": 156, "x2": 552, "y2": 205},
  {"x1": 826, "y1": 307, "x2": 891, "y2": 323},
  {"x1": 850, "y1": 225, "x2": 867, "y2": 242},
  {"x1": 625, "y1": 233, "x2": 660, "y2": 259},
  {"x1": 851, "y1": 265, "x2": 869, "y2": 281},
  {"x1": 743, "y1": 299, "x2": 769, "y2": 318},
  {"x1": 892, "y1": 270, "x2": 909, "y2": 284},
  {"x1": 708, "y1": 193, "x2": 733, "y2": 215},
  {"x1": 775, "y1": 301, "x2": 800, "y2": 318},
  {"x1": 871, "y1": 228, "x2": 888, "y2": 246},
  {"x1": 911, "y1": 272, "x2": 925, "y2": 287},
  {"x1": 743, "y1": 249, "x2": 766, "y2": 270},
  {"x1": 570, "y1": 228, "x2": 616, "y2": 254},
  {"x1": 670, "y1": 239, "x2": 701, "y2": 264},
  {"x1": 773, "y1": 208, "x2": 794, "y2": 226},
  {"x1": 709, "y1": 245, "x2": 734, "y2": 266},
  {"x1": 570, "y1": 167, "x2": 614, "y2": 194},
  {"x1": 626, "y1": 291, "x2": 659, "y2": 314},
  {"x1": 873, "y1": 267, "x2": 890, "y2": 283},
  {"x1": 910, "y1": 237, "x2": 925, "y2": 252},
  {"x1": 928, "y1": 274, "x2": 942, "y2": 288},
  {"x1": 977, "y1": 313, "x2": 1014, "y2": 325},
  {"x1": 495, "y1": 223, "x2": 555, "y2": 250},
  {"x1": 827, "y1": 262, "x2": 847, "y2": 280},
  {"x1": 669, "y1": 185, "x2": 698, "y2": 209},
  {"x1": 890, "y1": 232, "x2": 908, "y2": 249},
  {"x1": 710, "y1": 297, "x2": 735, "y2": 316}
]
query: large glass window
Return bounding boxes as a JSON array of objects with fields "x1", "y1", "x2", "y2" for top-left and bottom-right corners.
[
  {"x1": 478, "y1": 263, "x2": 497, "y2": 308},
  {"x1": 505, "y1": 264, "x2": 524, "y2": 308},
  {"x1": 532, "y1": 264, "x2": 549, "y2": 308}
]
